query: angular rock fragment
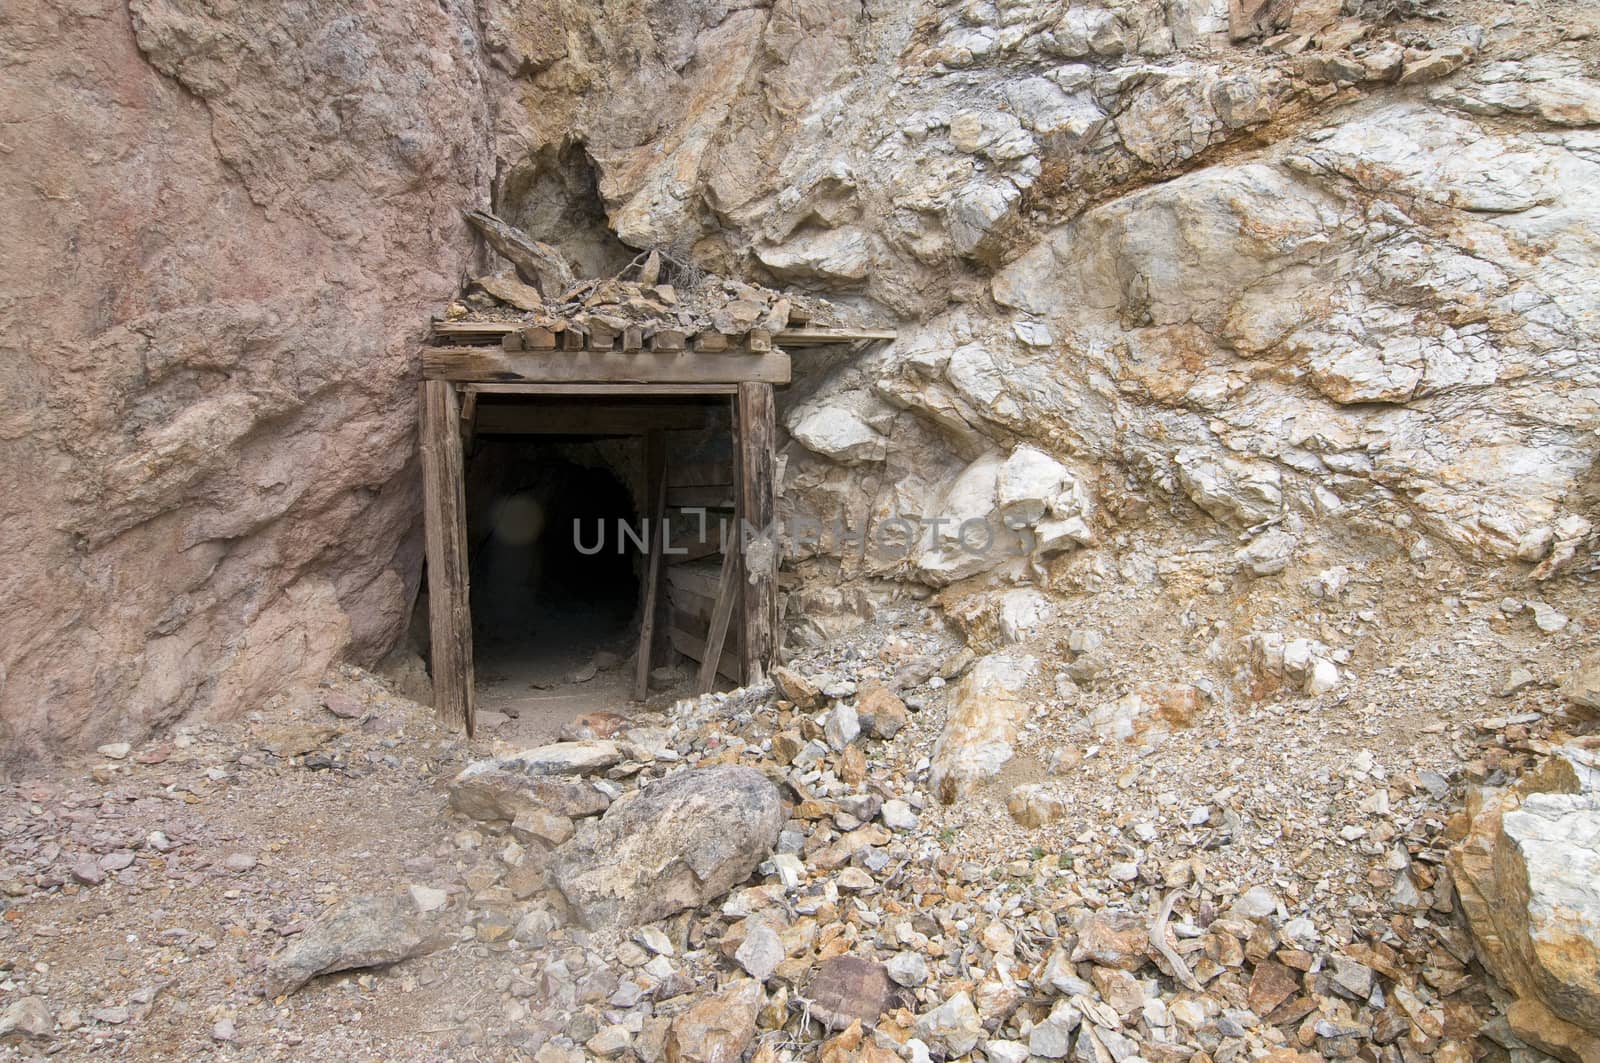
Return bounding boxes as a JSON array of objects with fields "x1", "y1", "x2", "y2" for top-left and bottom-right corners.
[
  {"x1": 1450, "y1": 742, "x2": 1600, "y2": 1057},
  {"x1": 553, "y1": 767, "x2": 784, "y2": 928},
  {"x1": 807, "y1": 955, "x2": 896, "y2": 1030},
  {"x1": 665, "y1": 978, "x2": 763, "y2": 1063},
  {"x1": 929, "y1": 653, "x2": 1038, "y2": 803},
  {"x1": 262, "y1": 893, "x2": 440, "y2": 998},
  {"x1": 0, "y1": 996, "x2": 53, "y2": 1040},
  {"x1": 449, "y1": 743, "x2": 624, "y2": 822}
]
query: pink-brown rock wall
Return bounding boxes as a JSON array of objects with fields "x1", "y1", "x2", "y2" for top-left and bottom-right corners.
[{"x1": 0, "y1": 0, "x2": 497, "y2": 763}]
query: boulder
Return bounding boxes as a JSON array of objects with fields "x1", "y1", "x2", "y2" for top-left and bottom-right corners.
[
  {"x1": 665, "y1": 979, "x2": 763, "y2": 1063},
  {"x1": 553, "y1": 766, "x2": 785, "y2": 928},
  {"x1": 857, "y1": 682, "x2": 910, "y2": 739},
  {"x1": 1449, "y1": 742, "x2": 1600, "y2": 1060},
  {"x1": 448, "y1": 742, "x2": 625, "y2": 822},
  {"x1": 788, "y1": 406, "x2": 888, "y2": 465},
  {"x1": 1563, "y1": 652, "x2": 1600, "y2": 713},
  {"x1": 1008, "y1": 784, "x2": 1070, "y2": 828},
  {"x1": 806, "y1": 954, "x2": 897, "y2": 1030},
  {"x1": 996, "y1": 444, "x2": 1068, "y2": 525},
  {"x1": 449, "y1": 767, "x2": 611, "y2": 824},
  {"x1": 771, "y1": 666, "x2": 823, "y2": 710},
  {"x1": 263, "y1": 893, "x2": 441, "y2": 998},
  {"x1": 0, "y1": 996, "x2": 53, "y2": 1040},
  {"x1": 928, "y1": 653, "x2": 1038, "y2": 803}
]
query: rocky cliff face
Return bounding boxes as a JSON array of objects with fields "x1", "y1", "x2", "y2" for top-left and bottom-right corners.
[
  {"x1": 0, "y1": 0, "x2": 497, "y2": 761},
  {"x1": 2, "y1": 0, "x2": 1597, "y2": 762}
]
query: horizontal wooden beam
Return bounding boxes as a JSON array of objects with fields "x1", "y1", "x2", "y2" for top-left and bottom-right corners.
[
  {"x1": 426, "y1": 346, "x2": 790, "y2": 385},
  {"x1": 431, "y1": 320, "x2": 896, "y2": 349},
  {"x1": 771, "y1": 327, "x2": 899, "y2": 347},
  {"x1": 465, "y1": 383, "x2": 737, "y2": 397},
  {"x1": 666, "y1": 485, "x2": 734, "y2": 509},
  {"x1": 473, "y1": 403, "x2": 709, "y2": 436}
]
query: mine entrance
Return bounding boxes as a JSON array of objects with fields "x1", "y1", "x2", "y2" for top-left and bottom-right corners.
[
  {"x1": 417, "y1": 273, "x2": 886, "y2": 736},
  {"x1": 419, "y1": 374, "x2": 781, "y2": 737},
  {"x1": 458, "y1": 394, "x2": 735, "y2": 730},
  {"x1": 466, "y1": 433, "x2": 642, "y2": 709}
]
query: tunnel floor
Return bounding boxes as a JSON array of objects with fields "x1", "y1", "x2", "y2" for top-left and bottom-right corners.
[{"x1": 463, "y1": 438, "x2": 650, "y2": 739}]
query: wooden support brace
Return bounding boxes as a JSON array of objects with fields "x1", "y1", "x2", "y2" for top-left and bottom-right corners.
[
  {"x1": 420, "y1": 380, "x2": 475, "y2": 735},
  {"x1": 697, "y1": 542, "x2": 741, "y2": 693},
  {"x1": 633, "y1": 430, "x2": 668, "y2": 701}
]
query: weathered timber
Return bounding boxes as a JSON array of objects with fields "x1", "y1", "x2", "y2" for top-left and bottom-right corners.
[
  {"x1": 670, "y1": 626, "x2": 741, "y2": 687},
  {"x1": 771, "y1": 327, "x2": 898, "y2": 346},
  {"x1": 472, "y1": 403, "x2": 708, "y2": 436},
  {"x1": 649, "y1": 328, "x2": 687, "y2": 352},
  {"x1": 466, "y1": 383, "x2": 738, "y2": 397},
  {"x1": 420, "y1": 381, "x2": 475, "y2": 735},
  {"x1": 736, "y1": 382, "x2": 778, "y2": 684},
  {"x1": 463, "y1": 210, "x2": 576, "y2": 296},
  {"x1": 634, "y1": 431, "x2": 668, "y2": 701},
  {"x1": 697, "y1": 538, "x2": 741, "y2": 693},
  {"x1": 460, "y1": 386, "x2": 480, "y2": 452},
  {"x1": 520, "y1": 326, "x2": 557, "y2": 350},
  {"x1": 666, "y1": 485, "x2": 734, "y2": 509},
  {"x1": 694, "y1": 331, "x2": 732, "y2": 353},
  {"x1": 423, "y1": 347, "x2": 790, "y2": 385}
]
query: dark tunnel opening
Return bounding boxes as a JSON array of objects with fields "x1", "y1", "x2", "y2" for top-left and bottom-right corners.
[{"x1": 465, "y1": 437, "x2": 642, "y2": 687}]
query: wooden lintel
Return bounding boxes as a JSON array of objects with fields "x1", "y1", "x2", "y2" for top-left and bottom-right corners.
[
  {"x1": 472, "y1": 403, "x2": 709, "y2": 436},
  {"x1": 465, "y1": 383, "x2": 738, "y2": 397},
  {"x1": 424, "y1": 346, "x2": 790, "y2": 385}
]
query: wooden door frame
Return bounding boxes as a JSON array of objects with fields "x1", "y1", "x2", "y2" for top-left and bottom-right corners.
[{"x1": 419, "y1": 382, "x2": 778, "y2": 733}]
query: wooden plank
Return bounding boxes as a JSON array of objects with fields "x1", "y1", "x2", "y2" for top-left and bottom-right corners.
[
  {"x1": 633, "y1": 430, "x2": 668, "y2": 701},
  {"x1": 668, "y1": 461, "x2": 735, "y2": 487},
  {"x1": 424, "y1": 347, "x2": 790, "y2": 385},
  {"x1": 432, "y1": 319, "x2": 519, "y2": 337},
  {"x1": 666, "y1": 538, "x2": 722, "y2": 564},
  {"x1": 667, "y1": 485, "x2": 734, "y2": 509},
  {"x1": 737, "y1": 382, "x2": 778, "y2": 685},
  {"x1": 670, "y1": 589, "x2": 716, "y2": 626},
  {"x1": 420, "y1": 380, "x2": 475, "y2": 735},
  {"x1": 473, "y1": 403, "x2": 709, "y2": 436},
  {"x1": 666, "y1": 564, "x2": 724, "y2": 600},
  {"x1": 670, "y1": 626, "x2": 741, "y2": 686},
  {"x1": 697, "y1": 538, "x2": 741, "y2": 693},
  {"x1": 466, "y1": 382, "x2": 737, "y2": 397},
  {"x1": 460, "y1": 385, "x2": 479, "y2": 453},
  {"x1": 774, "y1": 327, "x2": 898, "y2": 347}
]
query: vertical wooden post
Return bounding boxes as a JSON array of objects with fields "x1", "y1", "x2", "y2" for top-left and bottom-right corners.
[
  {"x1": 697, "y1": 542, "x2": 740, "y2": 694},
  {"x1": 736, "y1": 382, "x2": 777, "y2": 685},
  {"x1": 633, "y1": 430, "x2": 668, "y2": 701},
  {"x1": 420, "y1": 381, "x2": 475, "y2": 735}
]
